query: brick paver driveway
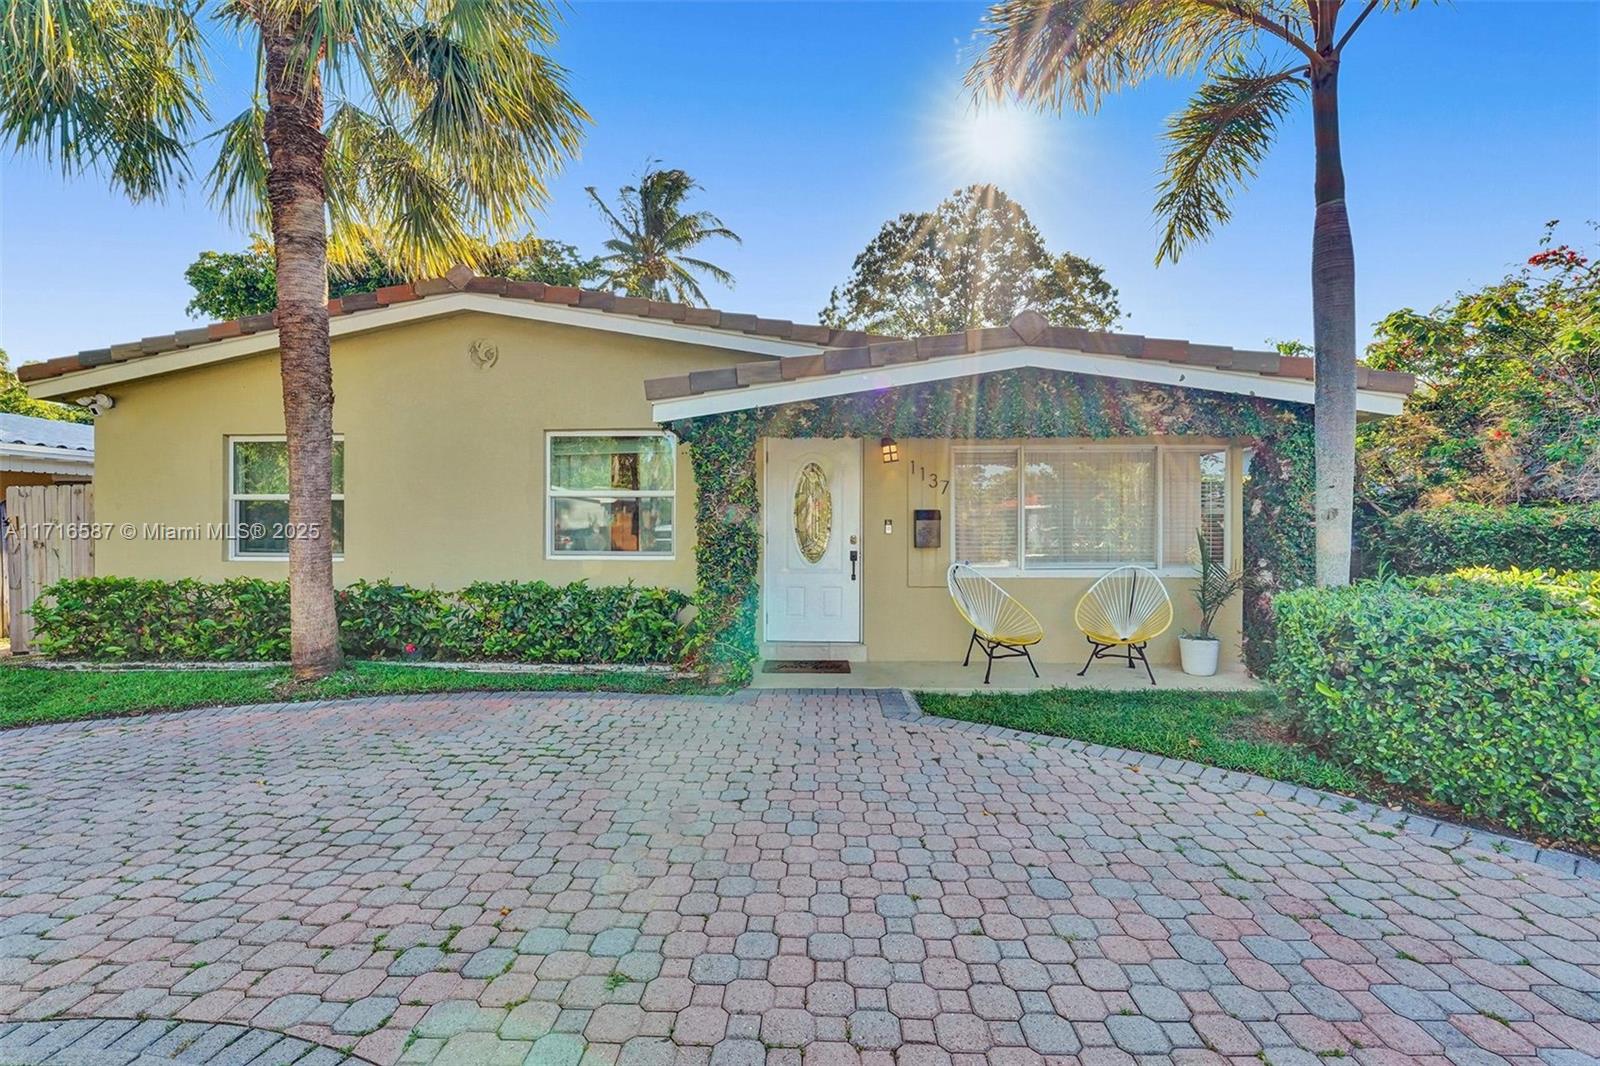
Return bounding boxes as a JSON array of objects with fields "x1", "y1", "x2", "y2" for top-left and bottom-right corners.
[{"x1": 2, "y1": 691, "x2": 1598, "y2": 1066}]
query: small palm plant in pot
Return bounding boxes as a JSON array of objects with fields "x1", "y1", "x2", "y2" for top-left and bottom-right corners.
[{"x1": 1181, "y1": 531, "x2": 1245, "y2": 676}]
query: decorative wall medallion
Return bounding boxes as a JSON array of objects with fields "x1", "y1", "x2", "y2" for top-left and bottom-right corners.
[
  {"x1": 793, "y1": 461, "x2": 832, "y2": 564},
  {"x1": 467, "y1": 339, "x2": 499, "y2": 370}
]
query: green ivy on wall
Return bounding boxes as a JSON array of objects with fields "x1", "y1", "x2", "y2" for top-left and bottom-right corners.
[{"x1": 672, "y1": 368, "x2": 1314, "y2": 684}]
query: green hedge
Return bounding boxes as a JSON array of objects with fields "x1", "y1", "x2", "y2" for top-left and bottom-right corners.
[
  {"x1": 1412, "y1": 566, "x2": 1600, "y2": 622},
  {"x1": 1376, "y1": 503, "x2": 1600, "y2": 574},
  {"x1": 1273, "y1": 571, "x2": 1600, "y2": 843},
  {"x1": 30, "y1": 577, "x2": 691, "y2": 665}
]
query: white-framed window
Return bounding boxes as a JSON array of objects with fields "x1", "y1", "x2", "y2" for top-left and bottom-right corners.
[
  {"x1": 951, "y1": 443, "x2": 1229, "y2": 575},
  {"x1": 546, "y1": 431, "x2": 676, "y2": 559},
  {"x1": 227, "y1": 435, "x2": 345, "y2": 561}
]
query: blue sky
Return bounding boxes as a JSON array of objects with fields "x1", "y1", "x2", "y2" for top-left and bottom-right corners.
[{"x1": 2, "y1": 1, "x2": 1597, "y2": 366}]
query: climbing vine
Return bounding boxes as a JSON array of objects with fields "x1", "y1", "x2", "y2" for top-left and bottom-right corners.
[{"x1": 672, "y1": 368, "x2": 1314, "y2": 683}]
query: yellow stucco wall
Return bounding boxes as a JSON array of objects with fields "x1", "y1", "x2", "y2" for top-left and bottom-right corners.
[
  {"x1": 93, "y1": 312, "x2": 751, "y2": 591},
  {"x1": 855, "y1": 437, "x2": 1245, "y2": 668}
]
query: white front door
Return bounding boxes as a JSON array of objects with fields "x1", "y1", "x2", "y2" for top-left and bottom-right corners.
[{"x1": 763, "y1": 438, "x2": 862, "y2": 644}]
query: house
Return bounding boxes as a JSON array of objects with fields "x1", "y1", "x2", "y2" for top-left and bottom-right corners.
[{"x1": 19, "y1": 269, "x2": 1412, "y2": 676}]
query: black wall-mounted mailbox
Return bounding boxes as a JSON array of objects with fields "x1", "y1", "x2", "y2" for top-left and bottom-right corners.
[{"x1": 913, "y1": 509, "x2": 942, "y2": 549}]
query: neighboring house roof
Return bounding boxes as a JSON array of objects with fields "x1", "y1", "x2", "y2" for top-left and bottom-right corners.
[
  {"x1": 0, "y1": 412, "x2": 94, "y2": 476},
  {"x1": 19, "y1": 266, "x2": 888, "y2": 398},
  {"x1": 0, "y1": 413, "x2": 94, "y2": 453},
  {"x1": 646, "y1": 311, "x2": 1416, "y2": 421}
]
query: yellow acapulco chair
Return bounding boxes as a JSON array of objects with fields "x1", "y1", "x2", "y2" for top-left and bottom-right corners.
[
  {"x1": 947, "y1": 562, "x2": 1045, "y2": 685},
  {"x1": 1073, "y1": 565, "x2": 1173, "y2": 686}
]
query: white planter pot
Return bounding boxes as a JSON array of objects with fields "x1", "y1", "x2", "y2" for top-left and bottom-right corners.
[{"x1": 1179, "y1": 636, "x2": 1221, "y2": 677}]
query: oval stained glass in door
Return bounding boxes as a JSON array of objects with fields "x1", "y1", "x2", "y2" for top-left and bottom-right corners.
[{"x1": 793, "y1": 461, "x2": 832, "y2": 564}]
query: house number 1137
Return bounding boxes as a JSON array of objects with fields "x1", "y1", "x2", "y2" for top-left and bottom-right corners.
[{"x1": 908, "y1": 459, "x2": 949, "y2": 495}]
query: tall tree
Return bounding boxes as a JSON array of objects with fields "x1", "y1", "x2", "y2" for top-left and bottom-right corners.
[
  {"x1": 970, "y1": 0, "x2": 1417, "y2": 586},
  {"x1": 1360, "y1": 223, "x2": 1600, "y2": 513},
  {"x1": 821, "y1": 184, "x2": 1119, "y2": 336},
  {"x1": 185, "y1": 236, "x2": 602, "y2": 320},
  {"x1": 2, "y1": 1, "x2": 585, "y2": 677},
  {"x1": 586, "y1": 167, "x2": 740, "y2": 305}
]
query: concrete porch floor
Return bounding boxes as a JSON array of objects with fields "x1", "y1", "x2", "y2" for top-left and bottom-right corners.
[{"x1": 752, "y1": 657, "x2": 1259, "y2": 692}]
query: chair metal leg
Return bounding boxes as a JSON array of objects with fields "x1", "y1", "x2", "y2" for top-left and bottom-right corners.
[
  {"x1": 1134, "y1": 642, "x2": 1156, "y2": 686},
  {"x1": 963, "y1": 630, "x2": 978, "y2": 667},
  {"x1": 1076, "y1": 642, "x2": 1099, "y2": 677},
  {"x1": 1021, "y1": 644, "x2": 1039, "y2": 679},
  {"x1": 983, "y1": 642, "x2": 996, "y2": 684}
]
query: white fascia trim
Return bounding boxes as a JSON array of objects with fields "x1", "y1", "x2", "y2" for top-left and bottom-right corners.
[
  {"x1": 0, "y1": 446, "x2": 95, "y2": 475},
  {"x1": 27, "y1": 292, "x2": 827, "y2": 399},
  {"x1": 651, "y1": 346, "x2": 1407, "y2": 421}
]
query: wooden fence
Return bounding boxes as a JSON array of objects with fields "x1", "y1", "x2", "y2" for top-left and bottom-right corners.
[
  {"x1": 4, "y1": 484, "x2": 94, "y2": 654},
  {"x1": 0, "y1": 509, "x2": 7, "y2": 642}
]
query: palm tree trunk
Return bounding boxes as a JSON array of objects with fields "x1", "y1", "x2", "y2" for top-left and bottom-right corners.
[
  {"x1": 1310, "y1": 57, "x2": 1357, "y2": 587},
  {"x1": 262, "y1": 21, "x2": 342, "y2": 678}
]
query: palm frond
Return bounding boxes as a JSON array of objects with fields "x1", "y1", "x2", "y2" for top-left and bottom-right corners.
[
  {"x1": 585, "y1": 185, "x2": 634, "y2": 239},
  {"x1": 204, "y1": 104, "x2": 271, "y2": 232},
  {"x1": 0, "y1": 0, "x2": 208, "y2": 200},
  {"x1": 323, "y1": 101, "x2": 478, "y2": 276},
  {"x1": 675, "y1": 256, "x2": 736, "y2": 288},
  {"x1": 663, "y1": 265, "x2": 709, "y2": 307},
  {"x1": 967, "y1": 0, "x2": 1285, "y2": 112},
  {"x1": 204, "y1": 0, "x2": 586, "y2": 278},
  {"x1": 1154, "y1": 64, "x2": 1305, "y2": 263},
  {"x1": 662, "y1": 210, "x2": 742, "y2": 250},
  {"x1": 365, "y1": 3, "x2": 587, "y2": 231}
]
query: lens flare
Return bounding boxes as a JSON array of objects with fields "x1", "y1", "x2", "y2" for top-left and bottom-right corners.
[{"x1": 940, "y1": 103, "x2": 1042, "y2": 185}]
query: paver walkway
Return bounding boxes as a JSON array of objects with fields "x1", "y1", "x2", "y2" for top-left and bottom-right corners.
[{"x1": 1, "y1": 690, "x2": 1597, "y2": 1066}]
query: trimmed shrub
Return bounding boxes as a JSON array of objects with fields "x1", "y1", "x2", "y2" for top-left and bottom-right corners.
[
  {"x1": 30, "y1": 578, "x2": 291, "y2": 661},
  {"x1": 440, "y1": 581, "x2": 691, "y2": 665},
  {"x1": 1272, "y1": 573, "x2": 1600, "y2": 843},
  {"x1": 1412, "y1": 567, "x2": 1600, "y2": 623},
  {"x1": 336, "y1": 581, "x2": 450, "y2": 658},
  {"x1": 31, "y1": 577, "x2": 690, "y2": 665},
  {"x1": 1376, "y1": 503, "x2": 1600, "y2": 574}
]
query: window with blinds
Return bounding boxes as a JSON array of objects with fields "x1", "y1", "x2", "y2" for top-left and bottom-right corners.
[
  {"x1": 1161, "y1": 449, "x2": 1228, "y2": 567},
  {"x1": 952, "y1": 445, "x2": 1228, "y2": 573},
  {"x1": 952, "y1": 448, "x2": 1020, "y2": 567},
  {"x1": 1024, "y1": 449, "x2": 1156, "y2": 567}
]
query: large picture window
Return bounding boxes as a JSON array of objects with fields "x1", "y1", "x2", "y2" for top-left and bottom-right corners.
[
  {"x1": 952, "y1": 444, "x2": 1227, "y2": 574},
  {"x1": 547, "y1": 432, "x2": 675, "y2": 558},
  {"x1": 228, "y1": 436, "x2": 345, "y2": 559}
]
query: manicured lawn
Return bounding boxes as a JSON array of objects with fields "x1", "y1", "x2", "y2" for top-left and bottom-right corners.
[
  {"x1": 917, "y1": 687, "x2": 1363, "y2": 794},
  {"x1": 0, "y1": 661, "x2": 708, "y2": 730}
]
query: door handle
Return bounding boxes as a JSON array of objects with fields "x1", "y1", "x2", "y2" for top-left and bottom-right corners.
[{"x1": 849, "y1": 549, "x2": 858, "y2": 581}]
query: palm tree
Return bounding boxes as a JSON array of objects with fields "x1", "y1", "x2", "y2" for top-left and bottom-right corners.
[
  {"x1": 970, "y1": 0, "x2": 1413, "y2": 587},
  {"x1": 586, "y1": 167, "x2": 740, "y2": 305},
  {"x1": 2, "y1": 1, "x2": 585, "y2": 677}
]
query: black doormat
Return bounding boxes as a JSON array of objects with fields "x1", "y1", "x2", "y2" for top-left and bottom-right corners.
[{"x1": 762, "y1": 659, "x2": 852, "y2": 674}]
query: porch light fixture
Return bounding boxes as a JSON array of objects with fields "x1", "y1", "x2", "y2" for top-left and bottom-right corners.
[{"x1": 880, "y1": 437, "x2": 900, "y2": 463}]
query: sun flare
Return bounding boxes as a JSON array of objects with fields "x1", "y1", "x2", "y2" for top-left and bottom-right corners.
[{"x1": 940, "y1": 103, "x2": 1043, "y2": 185}]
